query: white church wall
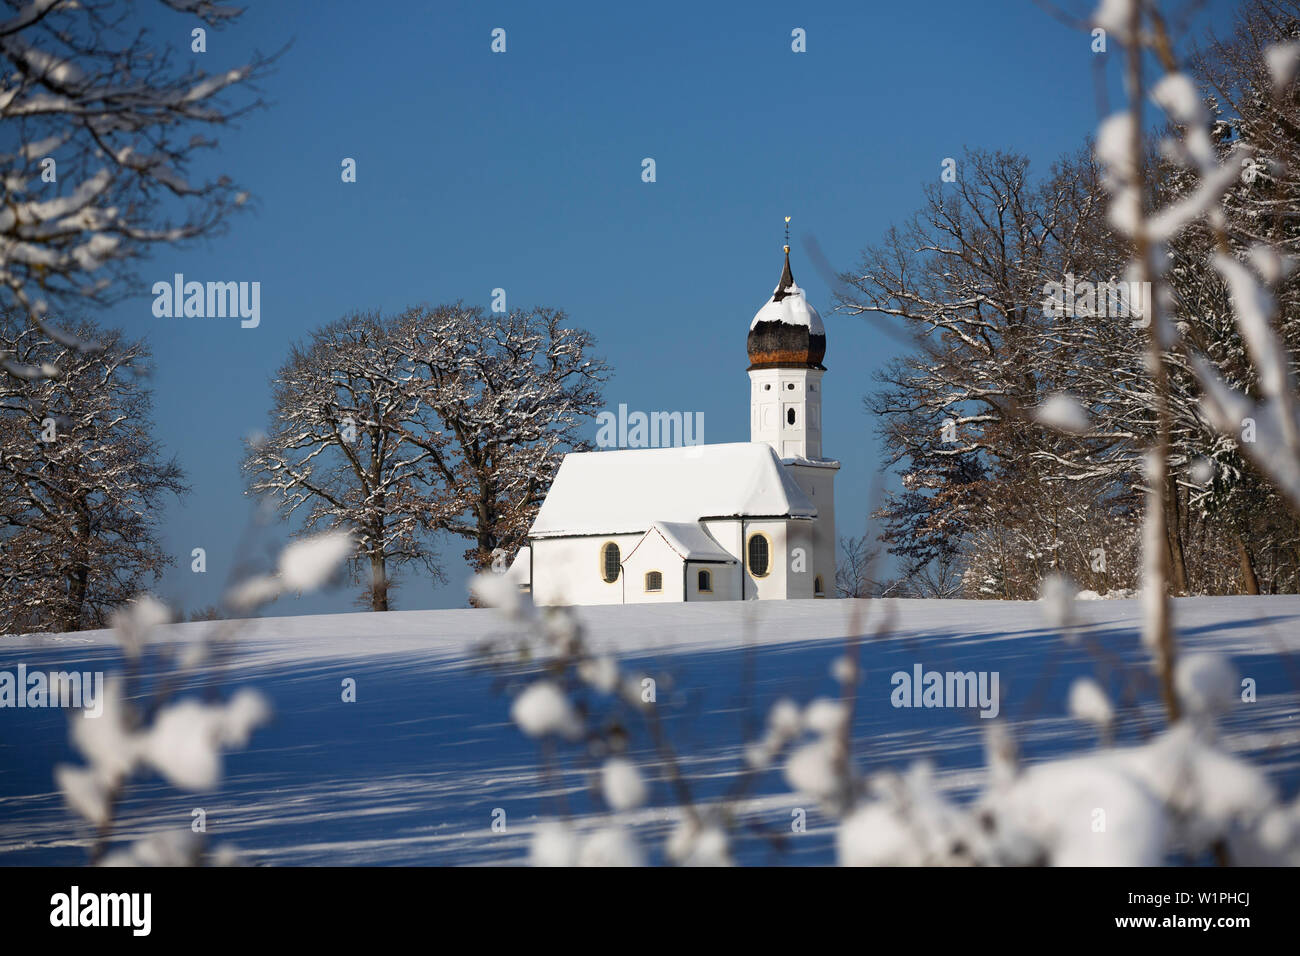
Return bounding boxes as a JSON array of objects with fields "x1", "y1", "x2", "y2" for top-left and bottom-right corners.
[
  {"x1": 698, "y1": 519, "x2": 745, "y2": 601},
  {"x1": 530, "y1": 533, "x2": 642, "y2": 606},
  {"x1": 622, "y1": 533, "x2": 685, "y2": 604},
  {"x1": 701, "y1": 519, "x2": 742, "y2": 563},
  {"x1": 749, "y1": 367, "x2": 824, "y2": 460},
  {"x1": 785, "y1": 519, "x2": 817, "y2": 599},
  {"x1": 742, "y1": 518, "x2": 804, "y2": 599},
  {"x1": 686, "y1": 562, "x2": 740, "y2": 601},
  {"x1": 784, "y1": 462, "x2": 837, "y2": 597}
]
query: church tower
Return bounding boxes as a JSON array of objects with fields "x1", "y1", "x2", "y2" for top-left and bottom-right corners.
[
  {"x1": 747, "y1": 240, "x2": 826, "y2": 460},
  {"x1": 747, "y1": 225, "x2": 838, "y2": 596}
]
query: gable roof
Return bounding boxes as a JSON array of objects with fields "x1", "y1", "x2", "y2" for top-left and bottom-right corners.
[
  {"x1": 529, "y1": 442, "x2": 816, "y2": 539},
  {"x1": 624, "y1": 521, "x2": 738, "y2": 564}
]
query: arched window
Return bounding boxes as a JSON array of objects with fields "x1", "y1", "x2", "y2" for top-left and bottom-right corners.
[
  {"x1": 645, "y1": 571, "x2": 663, "y2": 592},
  {"x1": 600, "y1": 542, "x2": 620, "y2": 583},
  {"x1": 815, "y1": 575, "x2": 824, "y2": 596},
  {"x1": 697, "y1": 569, "x2": 712, "y2": 592},
  {"x1": 787, "y1": 408, "x2": 796, "y2": 426},
  {"x1": 747, "y1": 533, "x2": 771, "y2": 578}
]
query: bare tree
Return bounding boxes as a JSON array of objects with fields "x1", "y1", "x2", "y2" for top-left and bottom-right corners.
[
  {"x1": 846, "y1": 33, "x2": 1300, "y2": 598},
  {"x1": 843, "y1": 149, "x2": 1147, "y2": 597},
  {"x1": 0, "y1": 313, "x2": 186, "y2": 632},
  {"x1": 0, "y1": 0, "x2": 273, "y2": 381},
  {"x1": 392, "y1": 304, "x2": 610, "y2": 571},
  {"x1": 835, "y1": 533, "x2": 879, "y2": 597},
  {"x1": 1087, "y1": 0, "x2": 1300, "y2": 720},
  {"x1": 243, "y1": 312, "x2": 443, "y2": 611}
]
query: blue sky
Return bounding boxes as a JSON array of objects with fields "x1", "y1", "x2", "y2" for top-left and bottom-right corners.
[{"x1": 93, "y1": 0, "x2": 1240, "y2": 616}]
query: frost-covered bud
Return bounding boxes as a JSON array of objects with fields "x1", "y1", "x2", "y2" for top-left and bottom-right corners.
[
  {"x1": 1034, "y1": 393, "x2": 1090, "y2": 433},
  {"x1": 70, "y1": 676, "x2": 138, "y2": 782},
  {"x1": 1265, "y1": 40, "x2": 1300, "y2": 92},
  {"x1": 1190, "y1": 457, "x2": 1214, "y2": 486},
  {"x1": 601, "y1": 757, "x2": 647, "y2": 811},
  {"x1": 1039, "y1": 574, "x2": 1078, "y2": 631},
  {"x1": 1068, "y1": 677, "x2": 1114, "y2": 730},
  {"x1": 218, "y1": 689, "x2": 272, "y2": 747},
  {"x1": 577, "y1": 826, "x2": 644, "y2": 867},
  {"x1": 100, "y1": 831, "x2": 204, "y2": 868},
  {"x1": 984, "y1": 721, "x2": 1019, "y2": 789},
  {"x1": 540, "y1": 606, "x2": 578, "y2": 647},
  {"x1": 578, "y1": 655, "x2": 619, "y2": 694},
  {"x1": 767, "y1": 698, "x2": 802, "y2": 742},
  {"x1": 1246, "y1": 243, "x2": 1292, "y2": 287},
  {"x1": 55, "y1": 765, "x2": 111, "y2": 826},
  {"x1": 529, "y1": 822, "x2": 579, "y2": 867},
  {"x1": 667, "y1": 818, "x2": 732, "y2": 867},
  {"x1": 471, "y1": 570, "x2": 532, "y2": 621},
  {"x1": 278, "y1": 531, "x2": 352, "y2": 591},
  {"x1": 225, "y1": 574, "x2": 281, "y2": 612},
  {"x1": 110, "y1": 594, "x2": 170, "y2": 658},
  {"x1": 209, "y1": 844, "x2": 243, "y2": 867},
  {"x1": 838, "y1": 803, "x2": 913, "y2": 867},
  {"x1": 744, "y1": 741, "x2": 773, "y2": 770},
  {"x1": 785, "y1": 738, "x2": 841, "y2": 802},
  {"x1": 143, "y1": 701, "x2": 224, "y2": 791},
  {"x1": 511, "y1": 681, "x2": 583, "y2": 740},
  {"x1": 1175, "y1": 653, "x2": 1238, "y2": 717},
  {"x1": 803, "y1": 698, "x2": 848, "y2": 736}
]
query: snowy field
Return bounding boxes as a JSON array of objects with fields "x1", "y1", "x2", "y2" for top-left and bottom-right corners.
[{"x1": 2, "y1": 596, "x2": 1299, "y2": 866}]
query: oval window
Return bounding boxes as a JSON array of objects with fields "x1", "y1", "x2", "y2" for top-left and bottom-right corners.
[
  {"x1": 747, "y1": 533, "x2": 771, "y2": 577},
  {"x1": 600, "y1": 542, "x2": 620, "y2": 583},
  {"x1": 787, "y1": 408, "x2": 796, "y2": 425}
]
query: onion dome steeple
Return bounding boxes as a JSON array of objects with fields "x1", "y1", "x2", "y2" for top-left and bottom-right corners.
[{"x1": 746, "y1": 226, "x2": 826, "y2": 371}]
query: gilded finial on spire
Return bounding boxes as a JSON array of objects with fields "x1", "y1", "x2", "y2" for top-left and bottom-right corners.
[{"x1": 784, "y1": 215, "x2": 791, "y2": 253}]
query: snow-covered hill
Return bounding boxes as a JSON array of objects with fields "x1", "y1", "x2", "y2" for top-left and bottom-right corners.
[{"x1": 2, "y1": 596, "x2": 1299, "y2": 865}]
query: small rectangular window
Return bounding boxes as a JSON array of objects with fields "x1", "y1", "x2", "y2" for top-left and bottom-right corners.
[{"x1": 645, "y1": 571, "x2": 663, "y2": 592}]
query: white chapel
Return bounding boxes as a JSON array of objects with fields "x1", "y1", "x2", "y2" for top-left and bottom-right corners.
[{"x1": 510, "y1": 240, "x2": 839, "y2": 604}]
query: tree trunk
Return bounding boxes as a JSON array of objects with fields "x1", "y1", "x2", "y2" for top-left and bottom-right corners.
[
  {"x1": 368, "y1": 480, "x2": 389, "y2": 611},
  {"x1": 1236, "y1": 535, "x2": 1260, "y2": 595},
  {"x1": 475, "y1": 480, "x2": 496, "y2": 571},
  {"x1": 1166, "y1": 474, "x2": 1189, "y2": 595},
  {"x1": 370, "y1": 553, "x2": 388, "y2": 611},
  {"x1": 65, "y1": 511, "x2": 92, "y2": 631}
]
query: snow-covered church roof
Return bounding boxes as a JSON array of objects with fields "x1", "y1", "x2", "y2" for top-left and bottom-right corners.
[
  {"x1": 529, "y1": 442, "x2": 816, "y2": 539},
  {"x1": 626, "y1": 521, "x2": 738, "y2": 564}
]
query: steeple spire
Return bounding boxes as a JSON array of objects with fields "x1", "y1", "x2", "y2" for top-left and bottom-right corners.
[
  {"x1": 773, "y1": 239, "x2": 796, "y2": 304},
  {"x1": 747, "y1": 223, "x2": 826, "y2": 372}
]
